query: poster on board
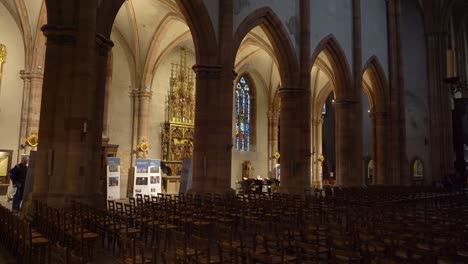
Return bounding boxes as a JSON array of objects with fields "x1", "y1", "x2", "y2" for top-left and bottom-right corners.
[
  {"x1": 134, "y1": 159, "x2": 150, "y2": 197},
  {"x1": 148, "y1": 159, "x2": 162, "y2": 196},
  {"x1": 107, "y1": 157, "x2": 121, "y2": 200}
]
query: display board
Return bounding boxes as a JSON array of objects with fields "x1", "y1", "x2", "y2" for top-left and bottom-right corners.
[
  {"x1": 107, "y1": 157, "x2": 121, "y2": 200},
  {"x1": 148, "y1": 159, "x2": 162, "y2": 196},
  {"x1": 134, "y1": 159, "x2": 150, "y2": 197},
  {"x1": 179, "y1": 158, "x2": 193, "y2": 193}
]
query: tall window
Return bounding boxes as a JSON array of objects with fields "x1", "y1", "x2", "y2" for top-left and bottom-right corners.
[{"x1": 235, "y1": 75, "x2": 253, "y2": 151}]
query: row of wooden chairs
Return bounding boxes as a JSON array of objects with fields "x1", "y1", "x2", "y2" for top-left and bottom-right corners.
[{"x1": 0, "y1": 204, "x2": 50, "y2": 263}]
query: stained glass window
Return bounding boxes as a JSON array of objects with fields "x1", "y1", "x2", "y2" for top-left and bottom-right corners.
[{"x1": 235, "y1": 76, "x2": 252, "y2": 151}]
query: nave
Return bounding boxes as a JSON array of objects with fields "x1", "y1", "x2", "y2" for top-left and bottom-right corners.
[{"x1": 0, "y1": 186, "x2": 467, "y2": 263}]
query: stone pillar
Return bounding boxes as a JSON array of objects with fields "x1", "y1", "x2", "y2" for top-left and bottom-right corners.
[
  {"x1": 28, "y1": 1, "x2": 115, "y2": 207},
  {"x1": 279, "y1": 87, "x2": 307, "y2": 193},
  {"x1": 130, "y1": 88, "x2": 139, "y2": 166},
  {"x1": 137, "y1": 89, "x2": 152, "y2": 158},
  {"x1": 191, "y1": 65, "x2": 233, "y2": 193},
  {"x1": 102, "y1": 54, "x2": 113, "y2": 140},
  {"x1": 370, "y1": 111, "x2": 388, "y2": 184},
  {"x1": 386, "y1": 0, "x2": 408, "y2": 185},
  {"x1": 18, "y1": 70, "x2": 32, "y2": 156},
  {"x1": 26, "y1": 70, "x2": 44, "y2": 137},
  {"x1": 299, "y1": 0, "x2": 312, "y2": 191},
  {"x1": 426, "y1": 31, "x2": 453, "y2": 182},
  {"x1": 313, "y1": 117, "x2": 323, "y2": 188},
  {"x1": 335, "y1": 100, "x2": 364, "y2": 187},
  {"x1": 267, "y1": 110, "x2": 279, "y2": 177}
]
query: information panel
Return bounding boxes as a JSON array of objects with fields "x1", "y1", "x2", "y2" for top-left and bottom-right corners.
[
  {"x1": 148, "y1": 159, "x2": 162, "y2": 196},
  {"x1": 134, "y1": 159, "x2": 150, "y2": 197},
  {"x1": 107, "y1": 157, "x2": 121, "y2": 200}
]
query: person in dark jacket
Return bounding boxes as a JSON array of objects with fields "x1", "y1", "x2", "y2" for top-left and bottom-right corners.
[{"x1": 9, "y1": 156, "x2": 28, "y2": 210}]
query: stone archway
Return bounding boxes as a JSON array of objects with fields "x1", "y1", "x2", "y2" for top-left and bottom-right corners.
[
  {"x1": 310, "y1": 35, "x2": 364, "y2": 187},
  {"x1": 362, "y1": 56, "x2": 389, "y2": 185}
]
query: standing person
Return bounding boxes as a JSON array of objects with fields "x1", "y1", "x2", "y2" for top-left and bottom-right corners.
[{"x1": 8, "y1": 156, "x2": 28, "y2": 210}]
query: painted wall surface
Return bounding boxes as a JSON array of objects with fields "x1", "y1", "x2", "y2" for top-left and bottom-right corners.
[
  {"x1": 108, "y1": 30, "x2": 136, "y2": 198},
  {"x1": 231, "y1": 57, "x2": 271, "y2": 189},
  {"x1": 203, "y1": 0, "x2": 219, "y2": 42},
  {"x1": 311, "y1": 0, "x2": 353, "y2": 68},
  {"x1": 401, "y1": 0, "x2": 431, "y2": 183},
  {"x1": 0, "y1": 3, "x2": 25, "y2": 164},
  {"x1": 233, "y1": 0, "x2": 299, "y2": 54},
  {"x1": 361, "y1": 0, "x2": 389, "y2": 76},
  {"x1": 148, "y1": 45, "x2": 196, "y2": 161}
]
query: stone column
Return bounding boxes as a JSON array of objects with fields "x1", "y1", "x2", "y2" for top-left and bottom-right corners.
[
  {"x1": 267, "y1": 110, "x2": 279, "y2": 177},
  {"x1": 29, "y1": 2, "x2": 111, "y2": 207},
  {"x1": 299, "y1": 0, "x2": 312, "y2": 190},
  {"x1": 102, "y1": 54, "x2": 113, "y2": 141},
  {"x1": 30, "y1": 25, "x2": 79, "y2": 201},
  {"x1": 137, "y1": 89, "x2": 152, "y2": 158},
  {"x1": 130, "y1": 88, "x2": 139, "y2": 167},
  {"x1": 370, "y1": 111, "x2": 388, "y2": 184},
  {"x1": 191, "y1": 65, "x2": 233, "y2": 193},
  {"x1": 26, "y1": 70, "x2": 44, "y2": 138},
  {"x1": 313, "y1": 117, "x2": 323, "y2": 188},
  {"x1": 18, "y1": 70, "x2": 32, "y2": 156},
  {"x1": 335, "y1": 100, "x2": 364, "y2": 186},
  {"x1": 386, "y1": 0, "x2": 408, "y2": 185},
  {"x1": 426, "y1": 31, "x2": 453, "y2": 183},
  {"x1": 279, "y1": 87, "x2": 307, "y2": 193}
]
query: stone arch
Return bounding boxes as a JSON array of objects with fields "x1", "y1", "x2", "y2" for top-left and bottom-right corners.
[
  {"x1": 232, "y1": 7, "x2": 299, "y2": 87},
  {"x1": 311, "y1": 35, "x2": 352, "y2": 100},
  {"x1": 362, "y1": 55, "x2": 388, "y2": 113},
  {"x1": 176, "y1": 0, "x2": 217, "y2": 64}
]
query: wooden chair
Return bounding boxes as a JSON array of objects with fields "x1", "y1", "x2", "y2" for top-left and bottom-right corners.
[
  {"x1": 192, "y1": 235, "x2": 221, "y2": 264},
  {"x1": 171, "y1": 229, "x2": 196, "y2": 263},
  {"x1": 119, "y1": 235, "x2": 152, "y2": 264}
]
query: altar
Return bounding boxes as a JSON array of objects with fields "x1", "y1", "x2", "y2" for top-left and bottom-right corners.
[{"x1": 161, "y1": 48, "x2": 195, "y2": 194}]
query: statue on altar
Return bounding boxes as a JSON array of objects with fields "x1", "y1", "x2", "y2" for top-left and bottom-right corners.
[{"x1": 243, "y1": 160, "x2": 254, "y2": 178}]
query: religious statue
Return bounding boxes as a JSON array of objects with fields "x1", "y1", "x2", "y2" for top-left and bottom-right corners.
[{"x1": 243, "y1": 160, "x2": 254, "y2": 178}]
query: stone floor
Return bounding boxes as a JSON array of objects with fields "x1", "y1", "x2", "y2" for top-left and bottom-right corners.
[{"x1": 0, "y1": 194, "x2": 119, "y2": 263}]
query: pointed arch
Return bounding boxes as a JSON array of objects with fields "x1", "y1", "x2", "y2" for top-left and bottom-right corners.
[
  {"x1": 362, "y1": 55, "x2": 388, "y2": 113},
  {"x1": 232, "y1": 7, "x2": 299, "y2": 87},
  {"x1": 177, "y1": 0, "x2": 217, "y2": 64},
  {"x1": 311, "y1": 35, "x2": 352, "y2": 100}
]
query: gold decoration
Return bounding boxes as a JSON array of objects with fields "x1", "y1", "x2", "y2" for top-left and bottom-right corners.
[
  {"x1": 138, "y1": 139, "x2": 150, "y2": 152},
  {"x1": 25, "y1": 132, "x2": 39, "y2": 147},
  {"x1": 161, "y1": 47, "x2": 195, "y2": 176},
  {"x1": 0, "y1": 43, "x2": 6, "y2": 81},
  {"x1": 273, "y1": 151, "x2": 280, "y2": 160},
  {"x1": 318, "y1": 154, "x2": 325, "y2": 162}
]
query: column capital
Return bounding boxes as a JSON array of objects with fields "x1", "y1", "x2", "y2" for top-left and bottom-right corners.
[
  {"x1": 313, "y1": 116, "x2": 324, "y2": 125},
  {"x1": 131, "y1": 89, "x2": 152, "y2": 98},
  {"x1": 278, "y1": 87, "x2": 305, "y2": 97},
  {"x1": 267, "y1": 110, "x2": 279, "y2": 121},
  {"x1": 192, "y1": 64, "x2": 222, "y2": 79},
  {"x1": 333, "y1": 99, "x2": 359, "y2": 106},
  {"x1": 41, "y1": 24, "x2": 77, "y2": 46},
  {"x1": 20, "y1": 69, "x2": 44, "y2": 80},
  {"x1": 369, "y1": 111, "x2": 388, "y2": 119}
]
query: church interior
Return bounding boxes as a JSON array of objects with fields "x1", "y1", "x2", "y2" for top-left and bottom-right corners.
[{"x1": 0, "y1": 0, "x2": 467, "y2": 263}]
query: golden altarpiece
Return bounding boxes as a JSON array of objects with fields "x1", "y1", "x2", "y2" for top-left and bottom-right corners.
[{"x1": 161, "y1": 48, "x2": 195, "y2": 177}]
